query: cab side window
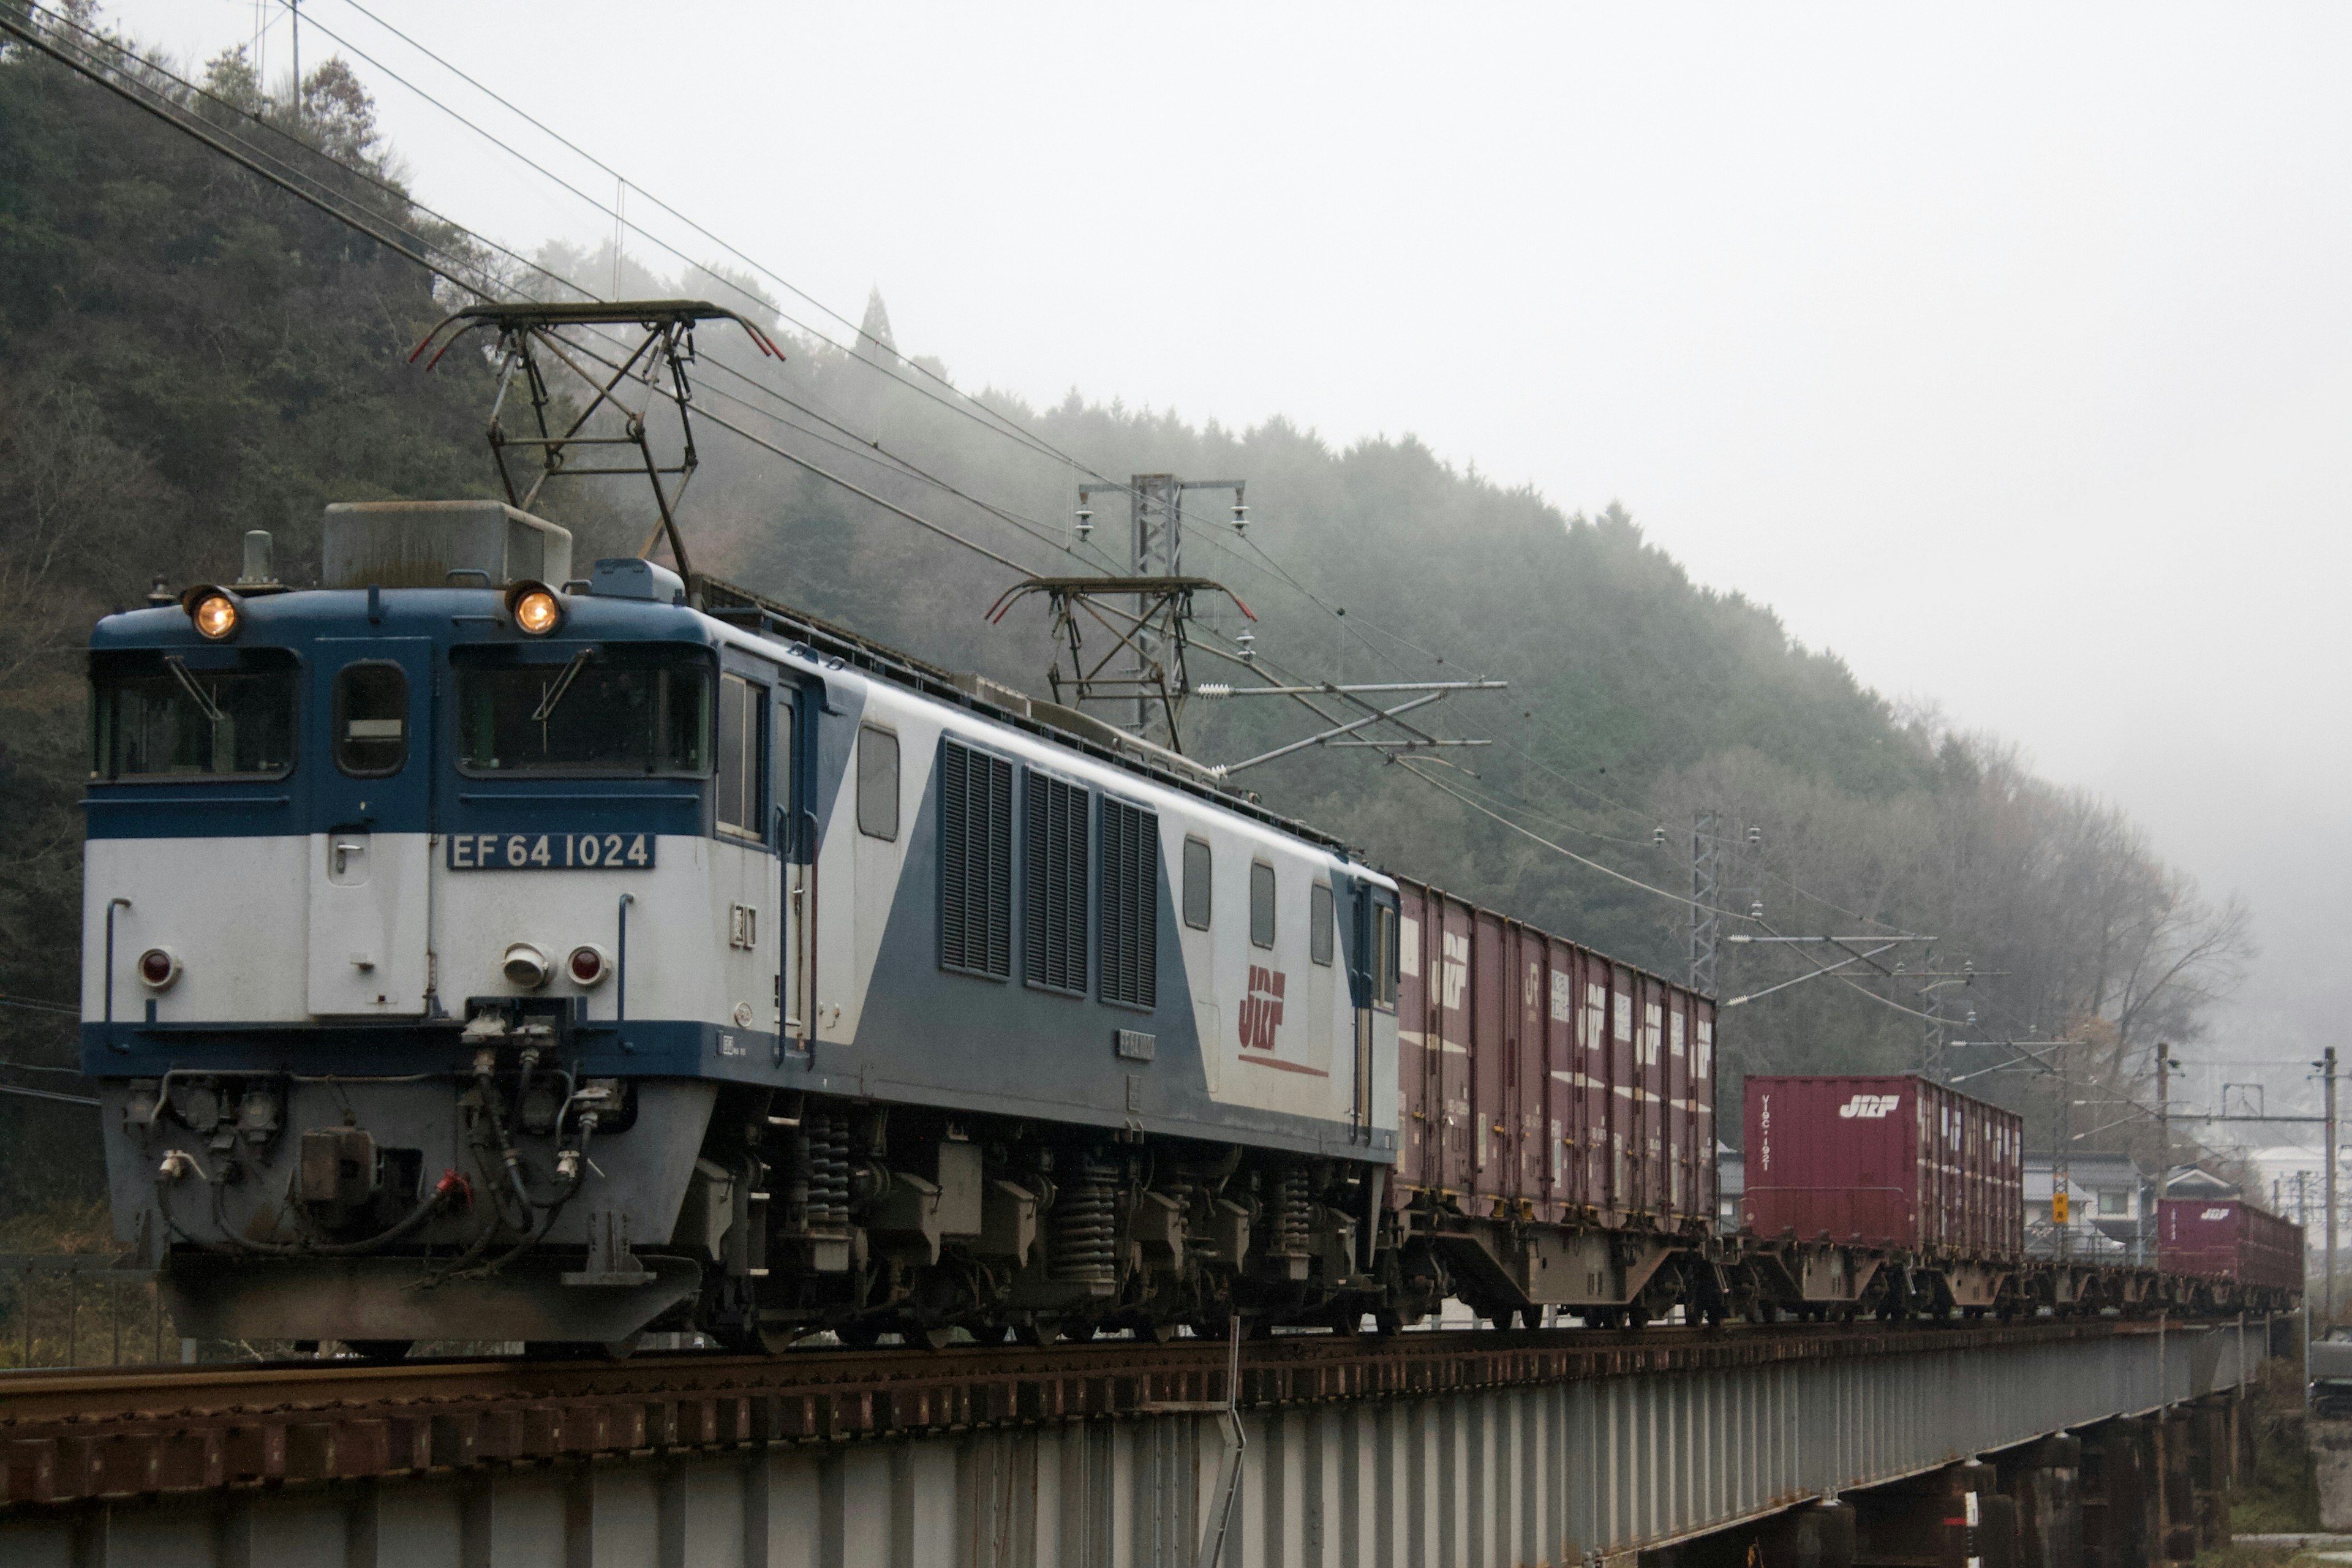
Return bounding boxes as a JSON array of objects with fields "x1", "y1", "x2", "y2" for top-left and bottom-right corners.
[
  {"x1": 716, "y1": 673, "x2": 765, "y2": 839},
  {"x1": 334, "y1": 662, "x2": 408, "y2": 777},
  {"x1": 1182, "y1": 837, "x2": 1212, "y2": 930},
  {"x1": 1372, "y1": 903, "x2": 1398, "y2": 1009},
  {"x1": 1250, "y1": 861, "x2": 1276, "y2": 949},
  {"x1": 858, "y1": 724, "x2": 900, "y2": 840}
]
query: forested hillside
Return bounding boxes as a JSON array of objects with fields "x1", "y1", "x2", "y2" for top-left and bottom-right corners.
[{"x1": 0, "y1": 15, "x2": 2250, "y2": 1216}]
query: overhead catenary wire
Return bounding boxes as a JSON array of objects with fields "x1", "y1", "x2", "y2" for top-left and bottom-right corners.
[
  {"x1": 1389, "y1": 755, "x2": 1762, "y2": 924},
  {"x1": 0, "y1": 12, "x2": 499, "y2": 299},
  {"x1": 0, "y1": 993, "x2": 80, "y2": 1018},
  {"x1": 311, "y1": 0, "x2": 1134, "y2": 486},
  {"x1": 6, "y1": 6, "x2": 1062, "y2": 584},
  {"x1": 0, "y1": 1082, "x2": 100, "y2": 1107},
  {"x1": 298, "y1": 0, "x2": 1343, "y2": 594},
  {"x1": 23, "y1": 6, "x2": 1977, "y2": 1008}
]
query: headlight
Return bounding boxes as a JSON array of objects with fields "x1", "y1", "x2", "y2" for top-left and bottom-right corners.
[
  {"x1": 182, "y1": 587, "x2": 241, "y2": 641},
  {"x1": 501, "y1": 942, "x2": 551, "y2": 989},
  {"x1": 567, "y1": 944, "x2": 612, "y2": 987},
  {"x1": 137, "y1": 947, "x2": 181, "y2": 989},
  {"x1": 505, "y1": 580, "x2": 564, "y2": 636}
]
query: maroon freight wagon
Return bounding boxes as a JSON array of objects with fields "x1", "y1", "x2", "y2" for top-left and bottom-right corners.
[
  {"x1": 1742, "y1": 1075, "x2": 2023, "y2": 1259},
  {"x1": 2157, "y1": 1198, "x2": 2303, "y2": 1295},
  {"x1": 1389, "y1": 876, "x2": 1716, "y2": 1234}
]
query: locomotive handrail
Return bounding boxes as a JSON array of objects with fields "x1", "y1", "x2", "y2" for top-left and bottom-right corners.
[
  {"x1": 102, "y1": 897, "x2": 129, "y2": 1031},
  {"x1": 84, "y1": 795, "x2": 292, "y2": 809},
  {"x1": 799, "y1": 806, "x2": 820, "y2": 1054},
  {"x1": 614, "y1": 891, "x2": 635, "y2": 1043}
]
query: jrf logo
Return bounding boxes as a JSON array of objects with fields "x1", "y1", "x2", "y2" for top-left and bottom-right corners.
[
  {"x1": 1440, "y1": 933, "x2": 1470, "y2": 1010},
  {"x1": 1240, "y1": 965, "x2": 1287, "y2": 1051},
  {"x1": 1838, "y1": 1093, "x2": 1902, "y2": 1120}
]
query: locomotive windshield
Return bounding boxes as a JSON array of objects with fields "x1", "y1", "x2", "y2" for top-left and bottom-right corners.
[
  {"x1": 89, "y1": 647, "x2": 299, "y2": 780},
  {"x1": 454, "y1": 642, "x2": 712, "y2": 775}
]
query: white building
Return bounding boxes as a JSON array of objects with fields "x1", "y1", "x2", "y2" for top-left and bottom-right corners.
[{"x1": 2021, "y1": 1157, "x2": 2244, "y2": 1262}]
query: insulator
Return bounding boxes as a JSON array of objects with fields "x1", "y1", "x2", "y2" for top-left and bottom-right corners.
[
  {"x1": 1747, "y1": 826, "x2": 1762, "y2": 846},
  {"x1": 1748, "y1": 900, "x2": 1764, "y2": 921},
  {"x1": 1050, "y1": 1156, "x2": 1119, "y2": 1284},
  {"x1": 1653, "y1": 826, "x2": 1666, "y2": 846}
]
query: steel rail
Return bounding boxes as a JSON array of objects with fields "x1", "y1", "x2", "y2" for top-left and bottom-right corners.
[{"x1": 0, "y1": 1316, "x2": 2225, "y2": 1509}]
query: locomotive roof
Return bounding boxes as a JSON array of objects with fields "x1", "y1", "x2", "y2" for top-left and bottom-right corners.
[
  {"x1": 687, "y1": 573, "x2": 1358, "y2": 856},
  {"x1": 91, "y1": 571, "x2": 1358, "y2": 859}
]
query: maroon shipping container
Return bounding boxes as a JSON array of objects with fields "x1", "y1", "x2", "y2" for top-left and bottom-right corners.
[
  {"x1": 1743, "y1": 1075, "x2": 2023, "y2": 1259},
  {"x1": 2158, "y1": 1199, "x2": 2303, "y2": 1294},
  {"x1": 1392, "y1": 875, "x2": 1715, "y2": 1232}
]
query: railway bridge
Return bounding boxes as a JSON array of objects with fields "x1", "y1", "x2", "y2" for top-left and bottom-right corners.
[{"x1": 0, "y1": 1316, "x2": 2280, "y2": 1567}]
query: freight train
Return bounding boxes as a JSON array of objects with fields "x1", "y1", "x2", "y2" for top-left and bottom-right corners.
[{"x1": 81, "y1": 502, "x2": 2298, "y2": 1355}]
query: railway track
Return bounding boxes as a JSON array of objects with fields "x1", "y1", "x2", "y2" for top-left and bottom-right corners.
[{"x1": 0, "y1": 1317, "x2": 2209, "y2": 1509}]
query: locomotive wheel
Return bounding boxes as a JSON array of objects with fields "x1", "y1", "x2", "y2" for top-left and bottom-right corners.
[
  {"x1": 837, "y1": 1321, "x2": 884, "y2": 1350},
  {"x1": 344, "y1": 1340, "x2": 413, "y2": 1362},
  {"x1": 1372, "y1": 1308, "x2": 1404, "y2": 1337}
]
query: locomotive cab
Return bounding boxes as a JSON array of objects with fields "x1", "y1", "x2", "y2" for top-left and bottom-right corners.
[{"x1": 84, "y1": 503, "x2": 756, "y2": 1348}]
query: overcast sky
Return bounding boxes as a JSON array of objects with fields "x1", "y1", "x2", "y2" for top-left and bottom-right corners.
[{"x1": 103, "y1": 1, "x2": 2352, "y2": 1092}]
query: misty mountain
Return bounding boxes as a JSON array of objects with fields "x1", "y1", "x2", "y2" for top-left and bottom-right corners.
[{"x1": 0, "y1": 24, "x2": 2250, "y2": 1212}]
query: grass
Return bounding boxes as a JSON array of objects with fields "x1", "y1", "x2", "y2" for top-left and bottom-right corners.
[
  {"x1": 2202, "y1": 1545, "x2": 2334, "y2": 1568},
  {"x1": 0, "y1": 1194, "x2": 182, "y2": 1370}
]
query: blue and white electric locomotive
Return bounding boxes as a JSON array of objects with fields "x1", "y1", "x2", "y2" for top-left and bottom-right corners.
[{"x1": 83, "y1": 500, "x2": 1404, "y2": 1352}]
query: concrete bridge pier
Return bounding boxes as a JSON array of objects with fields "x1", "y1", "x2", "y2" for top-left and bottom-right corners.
[
  {"x1": 2080, "y1": 1415, "x2": 2154, "y2": 1568},
  {"x1": 1639, "y1": 1499, "x2": 1856, "y2": 1568},
  {"x1": 1848, "y1": 1458, "x2": 2000, "y2": 1568},
  {"x1": 1994, "y1": 1434, "x2": 2082, "y2": 1568},
  {"x1": 2185, "y1": 1400, "x2": 2234, "y2": 1553},
  {"x1": 1754, "y1": 1499, "x2": 1858, "y2": 1568}
]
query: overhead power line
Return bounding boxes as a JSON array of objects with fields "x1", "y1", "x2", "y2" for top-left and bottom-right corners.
[
  {"x1": 6, "y1": 6, "x2": 1065, "y2": 583},
  {"x1": 318, "y1": 0, "x2": 1135, "y2": 488}
]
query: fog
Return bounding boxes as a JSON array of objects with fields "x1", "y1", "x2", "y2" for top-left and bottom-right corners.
[{"x1": 111, "y1": 1, "x2": 2352, "y2": 1098}]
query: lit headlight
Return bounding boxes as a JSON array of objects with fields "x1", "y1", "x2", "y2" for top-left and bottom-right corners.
[
  {"x1": 182, "y1": 586, "x2": 241, "y2": 641},
  {"x1": 505, "y1": 580, "x2": 564, "y2": 636}
]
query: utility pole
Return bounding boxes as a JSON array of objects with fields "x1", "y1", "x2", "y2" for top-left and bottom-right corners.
[
  {"x1": 2057, "y1": 1054, "x2": 2071, "y2": 1259},
  {"x1": 2154, "y1": 1044, "x2": 2173, "y2": 1266},
  {"x1": 2155, "y1": 1045, "x2": 2170, "y2": 1189},
  {"x1": 1078, "y1": 475, "x2": 1243, "y2": 735},
  {"x1": 289, "y1": 0, "x2": 300, "y2": 115},
  {"x1": 1689, "y1": 812, "x2": 1721, "y2": 993},
  {"x1": 2328, "y1": 1046, "x2": 2339, "y2": 1328}
]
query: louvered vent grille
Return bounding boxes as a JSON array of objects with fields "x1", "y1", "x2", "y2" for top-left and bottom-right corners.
[
  {"x1": 1100, "y1": 797, "x2": 1158, "y2": 1009},
  {"x1": 1025, "y1": 771, "x2": 1088, "y2": 993},
  {"x1": 939, "y1": 740, "x2": 1012, "y2": 979}
]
